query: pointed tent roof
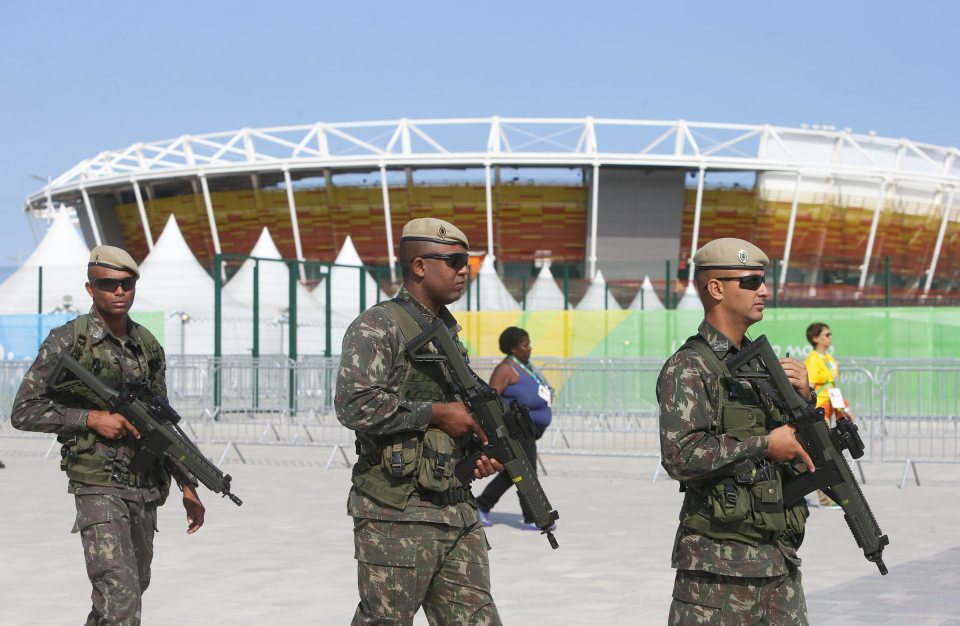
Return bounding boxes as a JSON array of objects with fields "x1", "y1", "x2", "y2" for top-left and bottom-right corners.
[
  {"x1": 135, "y1": 215, "x2": 244, "y2": 317},
  {"x1": 0, "y1": 209, "x2": 90, "y2": 313},
  {"x1": 628, "y1": 276, "x2": 665, "y2": 311},
  {"x1": 575, "y1": 270, "x2": 620, "y2": 311},
  {"x1": 474, "y1": 257, "x2": 519, "y2": 311},
  {"x1": 446, "y1": 256, "x2": 519, "y2": 312},
  {"x1": 675, "y1": 281, "x2": 703, "y2": 310},
  {"x1": 223, "y1": 228, "x2": 327, "y2": 354},
  {"x1": 525, "y1": 264, "x2": 566, "y2": 310},
  {"x1": 313, "y1": 235, "x2": 386, "y2": 312}
]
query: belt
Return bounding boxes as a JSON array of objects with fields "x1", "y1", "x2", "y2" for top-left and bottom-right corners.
[{"x1": 417, "y1": 486, "x2": 473, "y2": 506}]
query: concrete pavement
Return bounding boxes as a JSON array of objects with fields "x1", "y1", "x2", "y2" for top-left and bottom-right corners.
[{"x1": 1, "y1": 438, "x2": 958, "y2": 625}]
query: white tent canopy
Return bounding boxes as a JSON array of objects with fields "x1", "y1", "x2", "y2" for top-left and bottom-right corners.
[
  {"x1": 135, "y1": 215, "x2": 248, "y2": 355},
  {"x1": 575, "y1": 270, "x2": 620, "y2": 311},
  {"x1": 0, "y1": 208, "x2": 90, "y2": 314},
  {"x1": 525, "y1": 264, "x2": 566, "y2": 310},
  {"x1": 313, "y1": 235, "x2": 386, "y2": 314},
  {"x1": 224, "y1": 228, "x2": 327, "y2": 355},
  {"x1": 628, "y1": 276, "x2": 665, "y2": 311},
  {"x1": 310, "y1": 235, "x2": 387, "y2": 352},
  {"x1": 450, "y1": 256, "x2": 519, "y2": 311},
  {"x1": 675, "y1": 281, "x2": 703, "y2": 310}
]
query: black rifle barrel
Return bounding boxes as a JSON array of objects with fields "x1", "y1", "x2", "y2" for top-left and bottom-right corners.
[
  {"x1": 726, "y1": 336, "x2": 888, "y2": 574},
  {"x1": 48, "y1": 354, "x2": 242, "y2": 506}
]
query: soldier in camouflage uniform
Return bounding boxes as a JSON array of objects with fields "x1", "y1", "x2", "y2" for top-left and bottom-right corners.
[
  {"x1": 657, "y1": 238, "x2": 818, "y2": 625},
  {"x1": 336, "y1": 218, "x2": 504, "y2": 625},
  {"x1": 12, "y1": 245, "x2": 205, "y2": 626}
]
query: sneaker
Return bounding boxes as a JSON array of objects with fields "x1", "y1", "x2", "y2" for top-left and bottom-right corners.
[
  {"x1": 521, "y1": 522, "x2": 557, "y2": 532},
  {"x1": 478, "y1": 510, "x2": 493, "y2": 527}
]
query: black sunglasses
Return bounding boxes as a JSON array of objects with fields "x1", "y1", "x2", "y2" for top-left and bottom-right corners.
[
  {"x1": 91, "y1": 276, "x2": 138, "y2": 292},
  {"x1": 713, "y1": 274, "x2": 765, "y2": 291},
  {"x1": 417, "y1": 253, "x2": 470, "y2": 270}
]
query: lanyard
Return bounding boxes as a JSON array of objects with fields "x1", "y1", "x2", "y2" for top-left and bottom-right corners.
[
  {"x1": 510, "y1": 356, "x2": 545, "y2": 386},
  {"x1": 815, "y1": 351, "x2": 838, "y2": 389}
]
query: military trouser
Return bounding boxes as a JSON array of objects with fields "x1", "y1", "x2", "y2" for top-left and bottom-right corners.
[
  {"x1": 73, "y1": 493, "x2": 157, "y2": 626},
  {"x1": 351, "y1": 517, "x2": 502, "y2": 626},
  {"x1": 669, "y1": 568, "x2": 807, "y2": 626}
]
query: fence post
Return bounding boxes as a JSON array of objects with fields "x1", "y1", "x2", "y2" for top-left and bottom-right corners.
[
  {"x1": 772, "y1": 258, "x2": 779, "y2": 308},
  {"x1": 563, "y1": 264, "x2": 570, "y2": 310},
  {"x1": 288, "y1": 260, "x2": 298, "y2": 414},
  {"x1": 466, "y1": 274, "x2": 471, "y2": 311},
  {"x1": 252, "y1": 260, "x2": 259, "y2": 410},
  {"x1": 884, "y1": 256, "x2": 891, "y2": 307},
  {"x1": 325, "y1": 263, "x2": 332, "y2": 358},
  {"x1": 214, "y1": 253, "x2": 222, "y2": 412},
  {"x1": 37, "y1": 265, "x2": 43, "y2": 314},
  {"x1": 665, "y1": 260, "x2": 671, "y2": 309},
  {"x1": 521, "y1": 274, "x2": 527, "y2": 311},
  {"x1": 359, "y1": 265, "x2": 366, "y2": 312}
]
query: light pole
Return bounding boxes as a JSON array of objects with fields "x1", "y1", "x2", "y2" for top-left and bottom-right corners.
[{"x1": 169, "y1": 311, "x2": 190, "y2": 357}]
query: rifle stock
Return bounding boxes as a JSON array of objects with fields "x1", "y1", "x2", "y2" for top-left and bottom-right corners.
[
  {"x1": 407, "y1": 319, "x2": 559, "y2": 549},
  {"x1": 48, "y1": 354, "x2": 242, "y2": 506},
  {"x1": 725, "y1": 336, "x2": 888, "y2": 574}
]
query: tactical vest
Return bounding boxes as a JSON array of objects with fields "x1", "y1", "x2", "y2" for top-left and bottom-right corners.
[
  {"x1": 679, "y1": 335, "x2": 808, "y2": 546},
  {"x1": 55, "y1": 314, "x2": 169, "y2": 494},
  {"x1": 351, "y1": 300, "x2": 471, "y2": 510}
]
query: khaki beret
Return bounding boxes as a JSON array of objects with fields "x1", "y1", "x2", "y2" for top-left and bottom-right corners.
[
  {"x1": 693, "y1": 238, "x2": 768, "y2": 272},
  {"x1": 400, "y1": 218, "x2": 469, "y2": 249},
  {"x1": 88, "y1": 245, "x2": 140, "y2": 278}
]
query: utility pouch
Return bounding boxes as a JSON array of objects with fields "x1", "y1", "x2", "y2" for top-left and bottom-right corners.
[
  {"x1": 380, "y1": 435, "x2": 420, "y2": 479},
  {"x1": 416, "y1": 428, "x2": 457, "y2": 492},
  {"x1": 750, "y1": 477, "x2": 787, "y2": 533},
  {"x1": 710, "y1": 479, "x2": 751, "y2": 523},
  {"x1": 60, "y1": 432, "x2": 98, "y2": 471}
]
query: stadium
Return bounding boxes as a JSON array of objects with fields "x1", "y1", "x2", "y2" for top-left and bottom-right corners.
[{"x1": 23, "y1": 116, "x2": 960, "y2": 309}]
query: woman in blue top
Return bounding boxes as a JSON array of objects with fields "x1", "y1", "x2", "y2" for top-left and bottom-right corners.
[{"x1": 476, "y1": 327, "x2": 555, "y2": 530}]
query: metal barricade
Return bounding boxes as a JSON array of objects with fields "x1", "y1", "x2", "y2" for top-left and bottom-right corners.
[
  {"x1": 879, "y1": 367, "x2": 960, "y2": 486},
  {"x1": 536, "y1": 360, "x2": 663, "y2": 457},
  {"x1": 0, "y1": 361, "x2": 30, "y2": 432}
]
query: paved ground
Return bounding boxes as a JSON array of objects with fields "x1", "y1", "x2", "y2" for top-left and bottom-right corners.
[{"x1": 1, "y1": 437, "x2": 958, "y2": 625}]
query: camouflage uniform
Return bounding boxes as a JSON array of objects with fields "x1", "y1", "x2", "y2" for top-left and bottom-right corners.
[
  {"x1": 12, "y1": 309, "x2": 192, "y2": 626},
  {"x1": 336, "y1": 288, "x2": 501, "y2": 626},
  {"x1": 657, "y1": 320, "x2": 808, "y2": 625}
]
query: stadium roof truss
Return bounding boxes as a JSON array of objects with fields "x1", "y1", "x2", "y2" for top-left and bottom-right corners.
[{"x1": 26, "y1": 117, "x2": 960, "y2": 291}]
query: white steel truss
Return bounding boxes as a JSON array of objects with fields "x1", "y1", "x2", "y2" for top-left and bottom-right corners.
[{"x1": 28, "y1": 117, "x2": 960, "y2": 196}]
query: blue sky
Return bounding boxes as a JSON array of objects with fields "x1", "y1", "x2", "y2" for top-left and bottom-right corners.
[{"x1": 1, "y1": 1, "x2": 956, "y2": 266}]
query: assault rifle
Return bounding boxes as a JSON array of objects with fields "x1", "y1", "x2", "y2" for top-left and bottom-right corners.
[
  {"x1": 725, "y1": 336, "x2": 888, "y2": 574},
  {"x1": 48, "y1": 354, "x2": 243, "y2": 506},
  {"x1": 405, "y1": 318, "x2": 560, "y2": 549}
]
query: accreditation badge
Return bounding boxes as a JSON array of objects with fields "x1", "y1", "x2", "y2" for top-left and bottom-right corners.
[
  {"x1": 827, "y1": 387, "x2": 846, "y2": 409},
  {"x1": 538, "y1": 384, "x2": 552, "y2": 408}
]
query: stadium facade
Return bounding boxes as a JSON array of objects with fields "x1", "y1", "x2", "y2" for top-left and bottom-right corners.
[{"x1": 24, "y1": 117, "x2": 960, "y2": 305}]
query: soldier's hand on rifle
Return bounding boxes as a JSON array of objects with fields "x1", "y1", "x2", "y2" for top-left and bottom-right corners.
[
  {"x1": 86, "y1": 410, "x2": 141, "y2": 440},
  {"x1": 779, "y1": 357, "x2": 813, "y2": 401},
  {"x1": 473, "y1": 455, "x2": 504, "y2": 479},
  {"x1": 430, "y1": 402, "x2": 488, "y2": 444},
  {"x1": 181, "y1": 483, "x2": 206, "y2": 534},
  {"x1": 767, "y1": 424, "x2": 816, "y2": 472}
]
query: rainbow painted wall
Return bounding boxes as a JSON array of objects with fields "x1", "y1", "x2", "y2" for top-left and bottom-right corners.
[{"x1": 456, "y1": 307, "x2": 960, "y2": 359}]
